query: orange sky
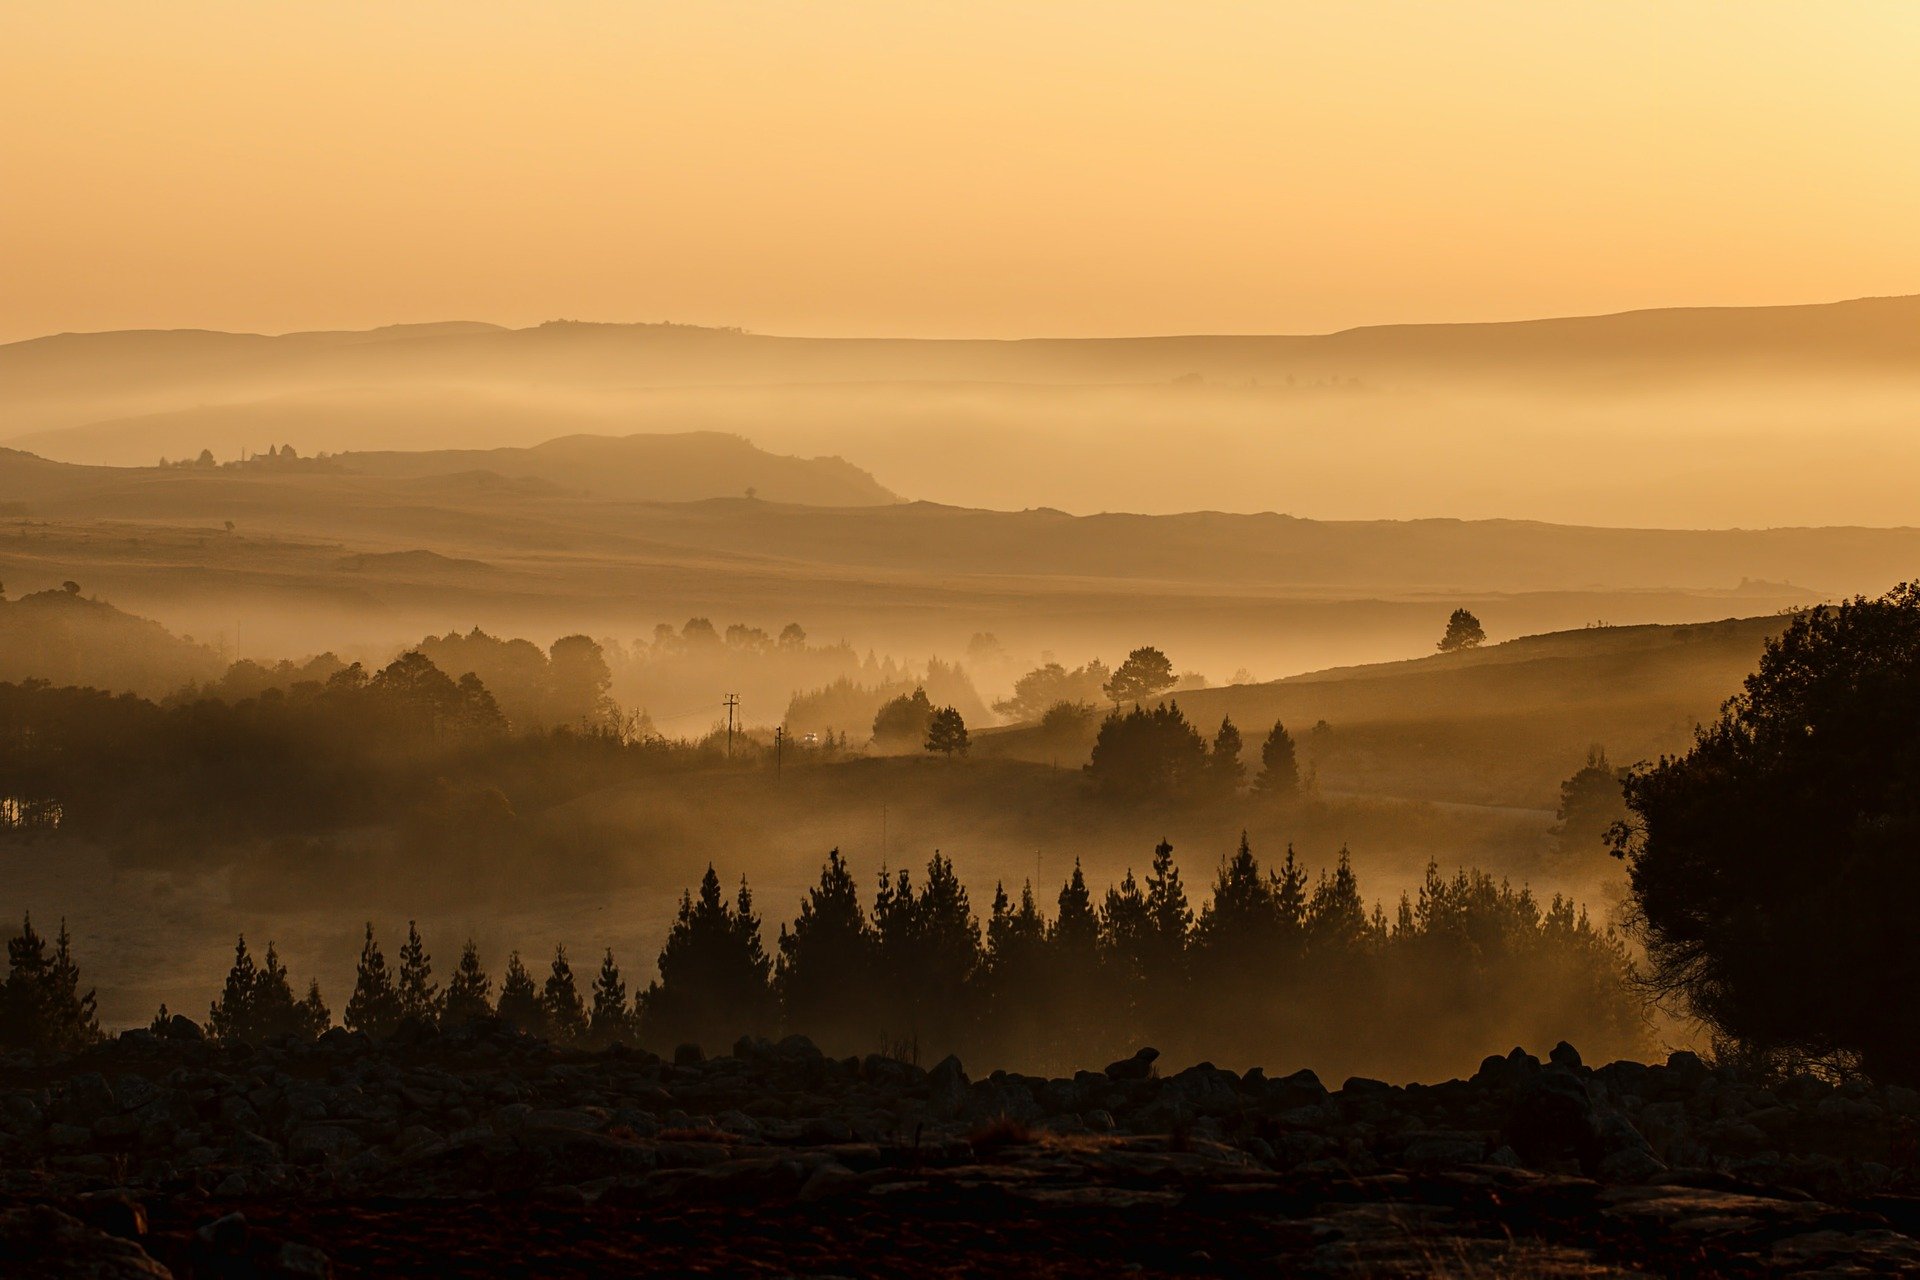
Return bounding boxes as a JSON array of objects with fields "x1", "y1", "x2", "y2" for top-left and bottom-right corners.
[{"x1": 4, "y1": 1, "x2": 1918, "y2": 343}]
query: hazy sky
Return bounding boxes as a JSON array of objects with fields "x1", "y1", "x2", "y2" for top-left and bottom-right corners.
[{"x1": 5, "y1": 2, "x2": 1918, "y2": 343}]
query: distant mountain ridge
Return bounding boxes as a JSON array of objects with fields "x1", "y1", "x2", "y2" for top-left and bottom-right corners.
[
  {"x1": 0, "y1": 432, "x2": 898, "y2": 509},
  {"x1": 8, "y1": 296, "x2": 1920, "y2": 414}
]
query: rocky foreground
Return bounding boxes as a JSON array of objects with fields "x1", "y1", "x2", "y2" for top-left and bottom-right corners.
[{"x1": 4, "y1": 1022, "x2": 1920, "y2": 1277}]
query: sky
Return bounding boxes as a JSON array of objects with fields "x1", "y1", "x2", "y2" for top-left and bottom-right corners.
[{"x1": 4, "y1": 1, "x2": 1919, "y2": 343}]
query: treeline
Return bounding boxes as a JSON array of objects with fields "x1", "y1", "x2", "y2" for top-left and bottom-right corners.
[
  {"x1": 0, "y1": 652, "x2": 685, "y2": 856},
  {"x1": 13, "y1": 839, "x2": 1646, "y2": 1081}
]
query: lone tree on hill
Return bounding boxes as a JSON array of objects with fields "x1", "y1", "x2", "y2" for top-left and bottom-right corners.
[
  {"x1": 1437, "y1": 608, "x2": 1486, "y2": 652},
  {"x1": 1102, "y1": 646, "x2": 1177, "y2": 708},
  {"x1": 925, "y1": 705, "x2": 970, "y2": 758},
  {"x1": 1617, "y1": 584, "x2": 1920, "y2": 1082}
]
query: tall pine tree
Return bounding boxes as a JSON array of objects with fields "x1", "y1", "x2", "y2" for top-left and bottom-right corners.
[
  {"x1": 588, "y1": 949, "x2": 631, "y2": 1045},
  {"x1": 495, "y1": 950, "x2": 544, "y2": 1035},
  {"x1": 343, "y1": 923, "x2": 402, "y2": 1038},
  {"x1": 543, "y1": 945, "x2": 588, "y2": 1045},
  {"x1": 443, "y1": 939, "x2": 494, "y2": 1027},
  {"x1": 396, "y1": 922, "x2": 439, "y2": 1024}
]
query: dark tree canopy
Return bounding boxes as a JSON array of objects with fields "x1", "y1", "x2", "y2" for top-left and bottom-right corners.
[
  {"x1": 1087, "y1": 701, "x2": 1209, "y2": 799},
  {"x1": 1102, "y1": 647, "x2": 1177, "y2": 708},
  {"x1": 871, "y1": 686, "x2": 934, "y2": 747},
  {"x1": 1437, "y1": 608, "x2": 1487, "y2": 652},
  {"x1": 925, "y1": 705, "x2": 969, "y2": 757},
  {"x1": 1619, "y1": 586, "x2": 1920, "y2": 1081}
]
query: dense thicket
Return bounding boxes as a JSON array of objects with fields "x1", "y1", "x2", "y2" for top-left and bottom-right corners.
[{"x1": 1619, "y1": 585, "x2": 1920, "y2": 1082}]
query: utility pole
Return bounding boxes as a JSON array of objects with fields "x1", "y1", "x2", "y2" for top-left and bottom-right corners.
[
  {"x1": 773, "y1": 725, "x2": 784, "y2": 776},
  {"x1": 724, "y1": 693, "x2": 739, "y2": 759}
]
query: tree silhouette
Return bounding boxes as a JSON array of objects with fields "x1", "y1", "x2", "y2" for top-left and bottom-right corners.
[
  {"x1": 1618, "y1": 584, "x2": 1920, "y2": 1081},
  {"x1": 295, "y1": 979, "x2": 331, "y2": 1038},
  {"x1": 639, "y1": 866, "x2": 776, "y2": 1052},
  {"x1": 1208, "y1": 715, "x2": 1245, "y2": 793},
  {"x1": 873, "y1": 853, "x2": 981, "y2": 1060},
  {"x1": 1552, "y1": 747, "x2": 1627, "y2": 855},
  {"x1": 207, "y1": 936, "x2": 316, "y2": 1042},
  {"x1": 443, "y1": 940, "x2": 494, "y2": 1027},
  {"x1": 871, "y1": 687, "x2": 934, "y2": 747},
  {"x1": 0, "y1": 915, "x2": 99, "y2": 1052},
  {"x1": 543, "y1": 945, "x2": 588, "y2": 1045},
  {"x1": 925, "y1": 705, "x2": 969, "y2": 757},
  {"x1": 396, "y1": 921, "x2": 439, "y2": 1024},
  {"x1": 776, "y1": 849, "x2": 875, "y2": 1052},
  {"x1": 1102, "y1": 647, "x2": 1176, "y2": 708},
  {"x1": 343, "y1": 923, "x2": 402, "y2": 1038},
  {"x1": 1437, "y1": 608, "x2": 1487, "y2": 652},
  {"x1": 1256, "y1": 719, "x2": 1300, "y2": 796},
  {"x1": 1087, "y1": 701, "x2": 1209, "y2": 798},
  {"x1": 589, "y1": 949, "x2": 632, "y2": 1045},
  {"x1": 495, "y1": 951, "x2": 544, "y2": 1035}
]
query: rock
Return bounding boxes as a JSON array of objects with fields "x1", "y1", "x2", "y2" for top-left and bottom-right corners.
[
  {"x1": 288, "y1": 1124, "x2": 362, "y2": 1164},
  {"x1": 61, "y1": 1073, "x2": 119, "y2": 1125},
  {"x1": 1503, "y1": 1072, "x2": 1599, "y2": 1171},
  {"x1": 157, "y1": 1014, "x2": 203, "y2": 1042},
  {"x1": 797, "y1": 1161, "x2": 861, "y2": 1202},
  {"x1": 1104, "y1": 1047, "x2": 1159, "y2": 1081},
  {"x1": 0, "y1": 1205, "x2": 172, "y2": 1278},
  {"x1": 1549, "y1": 1041, "x2": 1584, "y2": 1071},
  {"x1": 1401, "y1": 1134, "x2": 1489, "y2": 1169},
  {"x1": 927, "y1": 1054, "x2": 969, "y2": 1118},
  {"x1": 673, "y1": 1043, "x2": 705, "y2": 1066}
]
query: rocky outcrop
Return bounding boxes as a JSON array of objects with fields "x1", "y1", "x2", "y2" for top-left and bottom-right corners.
[{"x1": 1, "y1": 1027, "x2": 1916, "y2": 1276}]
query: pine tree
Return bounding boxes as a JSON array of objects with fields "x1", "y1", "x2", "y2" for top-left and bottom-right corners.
[
  {"x1": 775, "y1": 849, "x2": 875, "y2": 1052},
  {"x1": 1143, "y1": 840, "x2": 1193, "y2": 966},
  {"x1": 637, "y1": 866, "x2": 775, "y2": 1052},
  {"x1": 543, "y1": 945, "x2": 588, "y2": 1045},
  {"x1": 396, "y1": 921, "x2": 439, "y2": 1024},
  {"x1": 1305, "y1": 848, "x2": 1372, "y2": 956},
  {"x1": 207, "y1": 935, "x2": 260, "y2": 1043},
  {"x1": 443, "y1": 939, "x2": 494, "y2": 1027},
  {"x1": 589, "y1": 949, "x2": 631, "y2": 1045},
  {"x1": 343, "y1": 923, "x2": 402, "y2": 1038},
  {"x1": 0, "y1": 914, "x2": 50, "y2": 1050},
  {"x1": 1209, "y1": 715, "x2": 1245, "y2": 792},
  {"x1": 1256, "y1": 720, "x2": 1300, "y2": 796},
  {"x1": 1, "y1": 917, "x2": 101, "y2": 1052},
  {"x1": 924, "y1": 705, "x2": 970, "y2": 758},
  {"x1": 295, "y1": 979, "x2": 332, "y2": 1038},
  {"x1": 495, "y1": 951, "x2": 544, "y2": 1035},
  {"x1": 252, "y1": 942, "x2": 302, "y2": 1038}
]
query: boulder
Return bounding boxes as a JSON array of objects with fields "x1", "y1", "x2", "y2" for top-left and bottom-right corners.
[{"x1": 1104, "y1": 1047, "x2": 1160, "y2": 1082}]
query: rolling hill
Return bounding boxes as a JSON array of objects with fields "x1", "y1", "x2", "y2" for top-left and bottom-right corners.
[{"x1": 8, "y1": 297, "x2": 1920, "y2": 524}]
